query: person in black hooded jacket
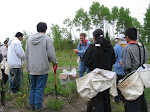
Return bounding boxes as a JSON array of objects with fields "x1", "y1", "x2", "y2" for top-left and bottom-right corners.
[{"x1": 83, "y1": 29, "x2": 116, "y2": 112}]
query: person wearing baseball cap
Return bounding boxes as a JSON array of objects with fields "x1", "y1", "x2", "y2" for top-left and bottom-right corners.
[{"x1": 114, "y1": 34, "x2": 127, "y2": 103}]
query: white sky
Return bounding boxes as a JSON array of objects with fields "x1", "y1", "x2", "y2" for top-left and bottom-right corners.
[{"x1": 0, "y1": 0, "x2": 150, "y2": 42}]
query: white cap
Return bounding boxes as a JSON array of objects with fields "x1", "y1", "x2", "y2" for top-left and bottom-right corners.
[{"x1": 116, "y1": 34, "x2": 125, "y2": 40}]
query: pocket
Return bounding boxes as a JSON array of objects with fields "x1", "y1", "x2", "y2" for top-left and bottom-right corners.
[{"x1": 10, "y1": 68, "x2": 15, "y2": 77}]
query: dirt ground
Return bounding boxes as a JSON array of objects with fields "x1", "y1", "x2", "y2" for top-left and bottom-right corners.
[{"x1": 0, "y1": 94, "x2": 87, "y2": 112}]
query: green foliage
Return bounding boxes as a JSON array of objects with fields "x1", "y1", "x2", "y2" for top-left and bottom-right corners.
[
  {"x1": 46, "y1": 98, "x2": 64, "y2": 110},
  {"x1": 22, "y1": 30, "x2": 29, "y2": 50},
  {"x1": 106, "y1": 31, "x2": 110, "y2": 40},
  {"x1": 73, "y1": 8, "x2": 92, "y2": 32},
  {"x1": 116, "y1": 7, "x2": 133, "y2": 34},
  {"x1": 144, "y1": 5, "x2": 150, "y2": 42}
]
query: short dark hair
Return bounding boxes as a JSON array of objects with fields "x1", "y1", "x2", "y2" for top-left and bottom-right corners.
[
  {"x1": 80, "y1": 33, "x2": 86, "y2": 38},
  {"x1": 15, "y1": 32, "x2": 23, "y2": 38},
  {"x1": 37, "y1": 22, "x2": 47, "y2": 32},
  {"x1": 125, "y1": 28, "x2": 137, "y2": 41}
]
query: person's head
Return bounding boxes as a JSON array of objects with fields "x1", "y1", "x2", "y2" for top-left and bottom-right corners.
[
  {"x1": 37, "y1": 22, "x2": 47, "y2": 33},
  {"x1": 116, "y1": 34, "x2": 125, "y2": 43},
  {"x1": 80, "y1": 33, "x2": 86, "y2": 43},
  {"x1": 93, "y1": 29, "x2": 104, "y2": 43},
  {"x1": 125, "y1": 28, "x2": 137, "y2": 43},
  {"x1": 15, "y1": 32, "x2": 23, "y2": 41}
]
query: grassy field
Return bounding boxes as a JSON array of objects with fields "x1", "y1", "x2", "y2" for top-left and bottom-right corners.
[{"x1": 1, "y1": 48, "x2": 150, "y2": 112}]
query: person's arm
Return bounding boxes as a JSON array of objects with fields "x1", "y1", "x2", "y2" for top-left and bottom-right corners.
[
  {"x1": 83, "y1": 45, "x2": 94, "y2": 68},
  {"x1": 25, "y1": 40, "x2": 29, "y2": 72},
  {"x1": 46, "y1": 37, "x2": 57, "y2": 65},
  {"x1": 0, "y1": 51, "x2": 3, "y2": 63},
  {"x1": 14, "y1": 41, "x2": 25, "y2": 59}
]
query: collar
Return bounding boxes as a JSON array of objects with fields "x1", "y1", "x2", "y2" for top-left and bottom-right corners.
[{"x1": 127, "y1": 41, "x2": 137, "y2": 45}]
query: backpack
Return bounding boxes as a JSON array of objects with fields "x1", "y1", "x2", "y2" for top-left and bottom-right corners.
[{"x1": 79, "y1": 39, "x2": 88, "y2": 49}]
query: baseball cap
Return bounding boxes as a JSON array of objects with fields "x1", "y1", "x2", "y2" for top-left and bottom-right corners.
[{"x1": 116, "y1": 34, "x2": 125, "y2": 40}]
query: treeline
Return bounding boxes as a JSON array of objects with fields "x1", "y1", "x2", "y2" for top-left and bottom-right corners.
[{"x1": 23, "y1": 2, "x2": 150, "y2": 50}]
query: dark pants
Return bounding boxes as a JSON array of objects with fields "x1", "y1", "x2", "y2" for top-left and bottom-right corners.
[
  {"x1": 87, "y1": 89, "x2": 111, "y2": 112},
  {"x1": 125, "y1": 92, "x2": 148, "y2": 112},
  {"x1": 1, "y1": 69, "x2": 8, "y2": 85},
  {"x1": 115, "y1": 75, "x2": 125, "y2": 103},
  {"x1": 9, "y1": 68, "x2": 22, "y2": 93}
]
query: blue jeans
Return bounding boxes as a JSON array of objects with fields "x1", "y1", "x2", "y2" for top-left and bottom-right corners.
[
  {"x1": 9, "y1": 68, "x2": 22, "y2": 93},
  {"x1": 79, "y1": 60, "x2": 89, "y2": 77},
  {"x1": 29, "y1": 74, "x2": 48, "y2": 109}
]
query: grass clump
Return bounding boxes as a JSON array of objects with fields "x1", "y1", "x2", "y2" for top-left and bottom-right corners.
[{"x1": 46, "y1": 98, "x2": 64, "y2": 110}]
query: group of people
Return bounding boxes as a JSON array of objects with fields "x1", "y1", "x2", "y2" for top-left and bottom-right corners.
[
  {"x1": 0, "y1": 22, "x2": 57, "y2": 112},
  {"x1": 74, "y1": 28, "x2": 148, "y2": 112},
  {"x1": 0, "y1": 21, "x2": 148, "y2": 112}
]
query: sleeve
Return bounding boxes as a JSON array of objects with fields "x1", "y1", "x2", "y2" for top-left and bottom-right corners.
[
  {"x1": 122, "y1": 47, "x2": 132, "y2": 72},
  {"x1": 144, "y1": 46, "x2": 148, "y2": 63},
  {"x1": 83, "y1": 45, "x2": 94, "y2": 68},
  {"x1": 25, "y1": 41, "x2": 29, "y2": 71},
  {"x1": 114, "y1": 45, "x2": 119, "y2": 58},
  {"x1": 46, "y1": 37, "x2": 57, "y2": 65},
  {"x1": 112, "y1": 47, "x2": 116, "y2": 65},
  {"x1": 0, "y1": 51, "x2": 3, "y2": 63},
  {"x1": 77, "y1": 41, "x2": 91, "y2": 56},
  {"x1": 14, "y1": 41, "x2": 25, "y2": 59}
]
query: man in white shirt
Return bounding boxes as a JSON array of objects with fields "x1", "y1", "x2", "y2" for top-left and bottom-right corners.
[{"x1": 7, "y1": 32, "x2": 25, "y2": 93}]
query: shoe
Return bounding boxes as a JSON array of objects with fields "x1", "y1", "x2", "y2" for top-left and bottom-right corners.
[
  {"x1": 35, "y1": 107, "x2": 46, "y2": 112},
  {"x1": 28, "y1": 105, "x2": 34, "y2": 111}
]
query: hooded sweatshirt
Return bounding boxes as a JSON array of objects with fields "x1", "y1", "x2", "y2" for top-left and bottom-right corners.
[
  {"x1": 84, "y1": 38, "x2": 116, "y2": 71},
  {"x1": 25, "y1": 33, "x2": 56, "y2": 75},
  {"x1": 7, "y1": 37, "x2": 25, "y2": 68}
]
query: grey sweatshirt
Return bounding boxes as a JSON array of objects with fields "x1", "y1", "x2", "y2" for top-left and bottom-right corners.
[
  {"x1": 25, "y1": 33, "x2": 56, "y2": 75},
  {"x1": 122, "y1": 42, "x2": 148, "y2": 74}
]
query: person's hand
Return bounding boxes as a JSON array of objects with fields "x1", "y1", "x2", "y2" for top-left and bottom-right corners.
[
  {"x1": 73, "y1": 49, "x2": 79, "y2": 54},
  {"x1": 53, "y1": 64, "x2": 57, "y2": 74},
  {"x1": 120, "y1": 61, "x2": 123, "y2": 67}
]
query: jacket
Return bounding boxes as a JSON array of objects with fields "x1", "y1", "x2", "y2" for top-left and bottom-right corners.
[
  {"x1": 84, "y1": 39, "x2": 116, "y2": 71},
  {"x1": 114, "y1": 40, "x2": 126, "y2": 76},
  {"x1": 25, "y1": 33, "x2": 56, "y2": 75},
  {"x1": 7, "y1": 37, "x2": 25, "y2": 68},
  {"x1": 122, "y1": 42, "x2": 148, "y2": 74}
]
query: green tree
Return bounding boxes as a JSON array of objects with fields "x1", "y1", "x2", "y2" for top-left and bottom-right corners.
[
  {"x1": 144, "y1": 5, "x2": 150, "y2": 42},
  {"x1": 63, "y1": 18, "x2": 75, "y2": 40},
  {"x1": 22, "y1": 30, "x2": 29, "y2": 50},
  {"x1": 116, "y1": 7, "x2": 133, "y2": 34},
  {"x1": 131, "y1": 18, "x2": 145, "y2": 43},
  {"x1": 73, "y1": 8, "x2": 91, "y2": 33},
  {"x1": 110, "y1": 6, "x2": 119, "y2": 38},
  {"x1": 89, "y1": 2, "x2": 102, "y2": 28}
]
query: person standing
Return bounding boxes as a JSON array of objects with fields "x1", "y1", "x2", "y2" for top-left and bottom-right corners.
[
  {"x1": 7, "y1": 32, "x2": 25, "y2": 94},
  {"x1": 114, "y1": 34, "x2": 127, "y2": 103},
  {"x1": 121, "y1": 28, "x2": 148, "y2": 112},
  {"x1": 73, "y1": 33, "x2": 91, "y2": 77},
  {"x1": 84, "y1": 29, "x2": 116, "y2": 112},
  {"x1": 0, "y1": 40, "x2": 8, "y2": 84},
  {"x1": 25, "y1": 22, "x2": 57, "y2": 112}
]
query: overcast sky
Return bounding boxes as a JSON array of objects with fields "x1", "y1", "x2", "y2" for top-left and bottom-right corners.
[{"x1": 0, "y1": 0, "x2": 150, "y2": 42}]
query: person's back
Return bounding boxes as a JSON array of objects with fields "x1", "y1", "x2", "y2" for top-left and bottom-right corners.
[
  {"x1": 25, "y1": 22, "x2": 57, "y2": 111},
  {"x1": 122, "y1": 28, "x2": 148, "y2": 112},
  {"x1": 7, "y1": 37, "x2": 24, "y2": 68},
  {"x1": 25, "y1": 33, "x2": 56, "y2": 75},
  {"x1": 123, "y1": 43, "x2": 148, "y2": 74},
  {"x1": 7, "y1": 32, "x2": 25, "y2": 93},
  {"x1": 0, "y1": 44, "x2": 7, "y2": 58}
]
